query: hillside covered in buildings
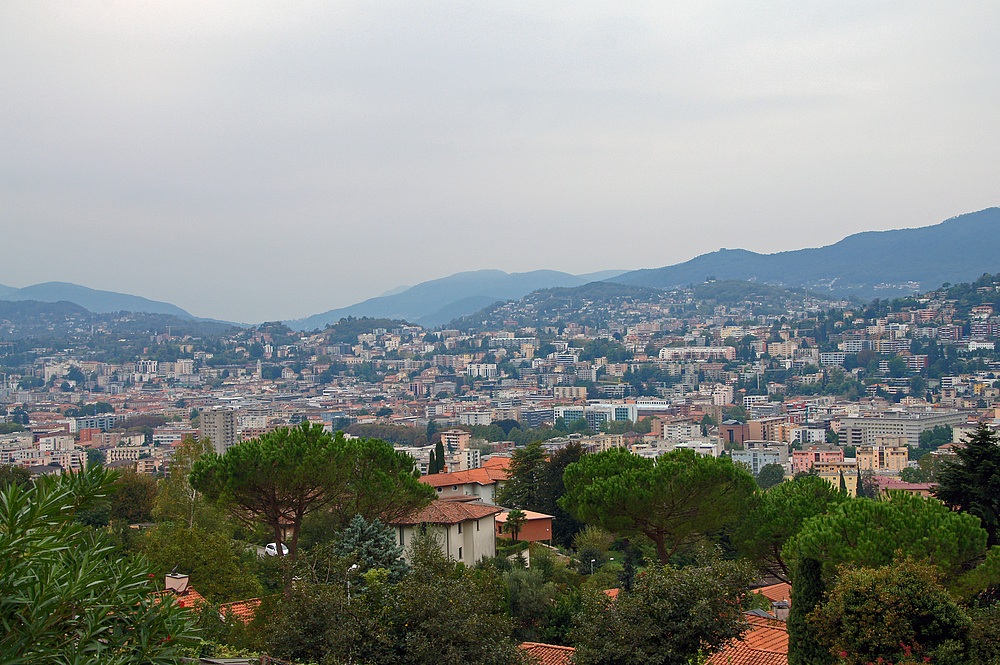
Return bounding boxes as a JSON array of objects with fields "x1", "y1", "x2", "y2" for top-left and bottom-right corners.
[{"x1": 3, "y1": 273, "x2": 1000, "y2": 664}]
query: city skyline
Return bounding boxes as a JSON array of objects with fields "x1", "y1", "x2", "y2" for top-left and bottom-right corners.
[{"x1": 2, "y1": 2, "x2": 998, "y2": 322}]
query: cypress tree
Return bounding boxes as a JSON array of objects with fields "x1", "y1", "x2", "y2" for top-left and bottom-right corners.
[
  {"x1": 788, "y1": 557, "x2": 833, "y2": 665},
  {"x1": 428, "y1": 450, "x2": 436, "y2": 475},
  {"x1": 839, "y1": 469, "x2": 847, "y2": 494},
  {"x1": 435, "y1": 439, "x2": 446, "y2": 473}
]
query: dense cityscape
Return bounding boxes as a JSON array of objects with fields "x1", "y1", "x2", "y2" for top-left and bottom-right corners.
[{"x1": 3, "y1": 273, "x2": 1000, "y2": 664}]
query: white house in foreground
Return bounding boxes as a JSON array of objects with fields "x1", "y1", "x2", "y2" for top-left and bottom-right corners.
[{"x1": 389, "y1": 497, "x2": 503, "y2": 567}]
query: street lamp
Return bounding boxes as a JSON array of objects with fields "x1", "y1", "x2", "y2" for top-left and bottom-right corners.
[
  {"x1": 347, "y1": 563, "x2": 359, "y2": 602},
  {"x1": 590, "y1": 558, "x2": 596, "y2": 575}
]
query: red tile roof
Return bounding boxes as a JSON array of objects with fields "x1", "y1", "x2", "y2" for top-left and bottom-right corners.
[
  {"x1": 496, "y1": 509, "x2": 553, "y2": 524},
  {"x1": 706, "y1": 614, "x2": 788, "y2": 665},
  {"x1": 483, "y1": 456, "x2": 513, "y2": 470},
  {"x1": 158, "y1": 586, "x2": 207, "y2": 609},
  {"x1": 756, "y1": 582, "x2": 790, "y2": 604},
  {"x1": 420, "y1": 466, "x2": 508, "y2": 488},
  {"x1": 389, "y1": 499, "x2": 503, "y2": 526},
  {"x1": 520, "y1": 642, "x2": 575, "y2": 665},
  {"x1": 220, "y1": 598, "x2": 263, "y2": 624}
]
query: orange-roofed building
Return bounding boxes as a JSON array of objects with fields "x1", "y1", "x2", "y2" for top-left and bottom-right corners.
[
  {"x1": 389, "y1": 498, "x2": 503, "y2": 567},
  {"x1": 219, "y1": 598, "x2": 263, "y2": 624},
  {"x1": 520, "y1": 641, "x2": 575, "y2": 665},
  {"x1": 706, "y1": 614, "x2": 788, "y2": 665},
  {"x1": 483, "y1": 455, "x2": 513, "y2": 471},
  {"x1": 496, "y1": 509, "x2": 554, "y2": 543},
  {"x1": 420, "y1": 465, "x2": 509, "y2": 503}
]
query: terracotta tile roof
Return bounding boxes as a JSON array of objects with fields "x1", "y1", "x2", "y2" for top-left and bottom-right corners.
[
  {"x1": 756, "y1": 582, "x2": 791, "y2": 604},
  {"x1": 483, "y1": 456, "x2": 513, "y2": 470},
  {"x1": 706, "y1": 614, "x2": 788, "y2": 665},
  {"x1": 389, "y1": 499, "x2": 503, "y2": 526},
  {"x1": 219, "y1": 598, "x2": 263, "y2": 624},
  {"x1": 156, "y1": 586, "x2": 207, "y2": 609},
  {"x1": 420, "y1": 466, "x2": 508, "y2": 488},
  {"x1": 520, "y1": 642, "x2": 575, "y2": 665},
  {"x1": 496, "y1": 509, "x2": 553, "y2": 524},
  {"x1": 603, "y1": 588, "x2": 620, "y2": 599}
]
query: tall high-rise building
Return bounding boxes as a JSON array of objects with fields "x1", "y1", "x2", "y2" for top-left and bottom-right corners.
[{"x1": 199, "y1": 408, "x2": 237, "y2": 455}]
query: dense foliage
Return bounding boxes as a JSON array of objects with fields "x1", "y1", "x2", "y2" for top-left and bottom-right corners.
[
  {"x1": 0, "y1": 467, "x2": 198, "y2": 664},
  {"x1": 561, "y1": 447, "x2": 756, "y2": 562}
]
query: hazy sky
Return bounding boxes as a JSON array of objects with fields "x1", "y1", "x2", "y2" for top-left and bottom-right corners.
[{"x1": 2, "y1": 2, "x2": 998, "y2": 323}]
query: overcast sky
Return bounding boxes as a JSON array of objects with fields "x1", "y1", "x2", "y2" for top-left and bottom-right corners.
[{"x1": 2, "y1": 2, "x2": 998, "y2": 323}]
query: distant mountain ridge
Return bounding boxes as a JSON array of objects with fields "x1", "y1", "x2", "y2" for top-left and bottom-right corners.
[
  {"x1": 288, "y1": 269, "x2": 613, "y2": 329},
  {"x1": 611, "y1": 208, "x2": 1000, "y2": 299},
  {"x1": 0, "y1": 281, "x2": 196, "y2": 318}
]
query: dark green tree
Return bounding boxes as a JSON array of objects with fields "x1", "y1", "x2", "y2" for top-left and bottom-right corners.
[
  {"x1": 809, "y1": 559, "x2": 972, "y2": 665},
  {"x1": 332, "y1": 514, "x2": 409, "y2": 582},
  {"x1": 435, "y1": 439, "x2": 446, "y2": 470},
  {"x1": 784, "y1": 491, "x2": 997, "y2": 596},
  {"x1": 0, "y1": 463, "x2": 31, "y2": 491},
  {"x1": 733, "y1": 474, "x2": 847, "y2": 583},
  {"x1": 787, "y1": 557, "x2": 833, "y2": 665},
  {"x1": 541, "y1": 441, "x2": 586, "y2": 547},
  {"x1": 140, "y1": 523, "x2": 263, "y2": 603},
  {"x1": 756, "y1": 462, "x2": 784, "y2": 490},
  {"x1": 560, "y1": 448, "x2": 756, "y2": 563},
  {"x1": 571, "y1": 559, "x2": 756, "y2": 665},
  {"x1": 933, "y1": 423, "x2": 1000, "y2": 548},
  {"x1": 496, "y1": 440, "x2": 547, "y2": 509},
  {"x1": 109, "y1": 470, "x2": 157, "y2": 523}
]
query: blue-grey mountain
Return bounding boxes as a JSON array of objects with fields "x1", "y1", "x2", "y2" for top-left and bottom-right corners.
[
  {"x1": 0, "y1": 282, "x2": 195, "y2": 319},
  {"x1": 290, "y1": 269, "x2": 608, "y2": 329},
  {"x1": 611, "y1": 208, "x2": 1000, "y2": 299}
]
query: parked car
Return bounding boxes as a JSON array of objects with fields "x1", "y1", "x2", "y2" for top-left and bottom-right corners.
[{"x1": 264, "y1": 542, "x2": 289, "y2": 557}]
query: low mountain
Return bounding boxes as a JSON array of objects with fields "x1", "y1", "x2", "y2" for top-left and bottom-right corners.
[
  {"x1": 612, "y1": 208, "x2": 1000, "y2": 299},
  {"x1": 451, "y1": 281, "x2": 670, "y2": 331},
  {"x1": 0, "y1": 281, "x2": 196, "y2": 318},
  {"x1": 0, "y1": 300, "x2": 235, "y2": 340},
  {"x1": 290, "y1": 269, "x2": 600, "y2": 330}
]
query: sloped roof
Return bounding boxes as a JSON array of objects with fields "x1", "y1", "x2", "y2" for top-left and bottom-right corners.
[
  {"x1": 420, "y1": 466, "x2": 508, "y2": 488},
  {"x1": 389, "y1": 499, "x2": 503, "y2": 526},
  {"x1": 520, "y1": 642, "x2": 575, "y2": 665},
  {"x1": 706, "y1": 614, "x2": 788, "y2": 665},
  {"x1": 483, "y1": 456, "x2": 513, "y2": 470},
  {"x1": 219, "y1": 598, "x2": 263, "y2": 624},
  {"x1": 756, "y1": 582, "x2": 791, "y2": 604},
  {"x1": 496, "y1": 509, "x2": 553, "y2": 524},
  {"x1": 156, "y1": 586, "x2": 207, "y2": 609}
]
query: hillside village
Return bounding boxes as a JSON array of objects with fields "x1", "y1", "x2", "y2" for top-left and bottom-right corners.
[{"x1": 3, "y1": 274, "x2": 1000, "y2": 664}]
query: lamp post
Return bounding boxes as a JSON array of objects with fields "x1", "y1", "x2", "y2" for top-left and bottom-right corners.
[
  {"x1": 347, "y1": 563, "x2": 359, "y2": 602},
  {"x1": 590, "y1": 558, "x2": 596, "y2": 575}
]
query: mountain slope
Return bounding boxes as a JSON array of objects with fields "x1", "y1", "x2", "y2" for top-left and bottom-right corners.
[
  {"x1": 290, "y1": 269, "x2": 594, "y2": 330},
  {"x1": 0, "y1": 281, "x2": 196, "y2": 318},
  {"x1": 612, "y1": 208, "x2": 1000, "y2": 298}
]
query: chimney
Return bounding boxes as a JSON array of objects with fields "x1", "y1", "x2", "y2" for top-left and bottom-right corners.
[{"x1": 165, "y1": 573, "x2": 190, "y2": 595}]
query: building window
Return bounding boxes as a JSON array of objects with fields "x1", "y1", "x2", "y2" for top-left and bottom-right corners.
[
  {"x1": 399, "y1": 526, "x2": 404, "y2": 546},
  {"x1": 458, "y1": 522, "x2": 462, "y2": 534},
  {"x1": 458, "y1": 547, "x2": 462, "y2": 560},
  {"x1": 476, "y1": 519, "x2": 480, "y2": 531}
]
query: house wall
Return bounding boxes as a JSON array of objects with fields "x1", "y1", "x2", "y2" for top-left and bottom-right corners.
[
  {"x1": 396, "y1": 516, "x2": 496, "y2": 567},
  {"x1": 496, "y1": 517, "x2": 553, "y2": 543},
  {"x1": 433, "y1": 481, "x2": 498, "y2": 503}
]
